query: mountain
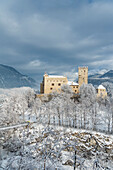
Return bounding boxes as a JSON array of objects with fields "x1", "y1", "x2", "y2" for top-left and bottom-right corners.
[
  {"x1": 88, "y1": 70, "x2": 113, "y2": 86},
  {"x1": 0, "y1": 64, "x2": 36, "y2": 88},
  {"x1": 100, "y1": 70, "x2": 113, "y2": 78}
]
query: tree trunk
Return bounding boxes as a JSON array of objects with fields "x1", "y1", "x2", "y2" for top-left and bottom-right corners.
[
  {"x1": 74, "y1": 114, "x2": 77, "y2": 128},
  {"x1": 81, "y1": 114, "x2": 82, "y2": 128},
  {"x1": 111, "y1": 110, "x2": 113, "y2": 133},
  {"x1": 57, "y1": 107, "x2": 60, "y2": 126},
  {"x1": 22, "y1": 111, "x2": 25, "y2": 122},
  {"x1": 53, "y1": 115, "x2": 55, "y2": 126},
  {"x1": 108, "y1": 121, "x2": 110, "y2": 133},
  {"x1": 44, "y1": 161, "x2": 46, "y2": 170},
  {"x1": 83, "y1": 111, "x2": 86, "y2": 129},
  {"x1": 61, "y1": 113, "x2": 63, "y2": 126},
  {"x1": 92, "y1": 107, "x2": 97, "y2": 131},
  {"x1": 48, "y1": 113, "x2": 50, "y2": 125},
  {"x1": 74, "y1": 150, "x2": 77, "y2": 170}
]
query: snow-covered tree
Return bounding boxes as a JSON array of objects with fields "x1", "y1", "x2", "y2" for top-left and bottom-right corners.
[{"x1": 79, "y1": 83, "x2": 97, "y2": 129}]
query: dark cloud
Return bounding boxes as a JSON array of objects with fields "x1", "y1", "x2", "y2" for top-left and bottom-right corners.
[{"x1": 0, "y1": 0, "x2": 113, "y2": 82}]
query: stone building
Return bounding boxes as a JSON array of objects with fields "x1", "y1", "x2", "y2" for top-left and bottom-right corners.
[
  {"x1": 96, "y1": 85, "x2": 107, "y2": 98},
  {"x1": 40, "y1": 73, "x2": 68, "y2": 94},
  {"x1": 68, "y1": 81, "x2": 79, "y2": 94},
  {"x1": 40, "y1": 66, "x2": 107, "y2": 97},
  {"x1": 40, "y1": 67, "x2": 88, "y2": 94}
]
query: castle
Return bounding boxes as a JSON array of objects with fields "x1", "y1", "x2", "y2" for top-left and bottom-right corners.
[{"x1": 40, "y1": 67, "x2": 107, "y2": 97}]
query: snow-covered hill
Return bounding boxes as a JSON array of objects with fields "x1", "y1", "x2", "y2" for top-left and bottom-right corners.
[
  {"x1": 0, "y1": 86, "x2": 113, "y2": 169},
  {"x1": 0, "y1": 123, "x2": 113, "y2": 169},
  {"x1": 0, "y1": 64, "x2": 36, "y2": 88}
]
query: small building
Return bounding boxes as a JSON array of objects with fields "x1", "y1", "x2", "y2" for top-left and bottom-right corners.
[
  {"x1": 68, "y1": 81, "x2": 79, "y2": 94},
  {"x1": 97, "y1": 85, "x2": 107, "y2": 98}
]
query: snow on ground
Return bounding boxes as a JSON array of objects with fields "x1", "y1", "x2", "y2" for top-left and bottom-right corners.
[
  {"x1": 0, "y1": 86, "x2": 113, "y2": 169},
  {"x1": 0, "y1": 122, "x2": 113, "y2": 169}
]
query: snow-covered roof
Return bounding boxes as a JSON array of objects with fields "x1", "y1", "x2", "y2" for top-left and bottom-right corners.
[
  {"x1": 48, "y1": 75, "x2": 66, "y2": 78},
  {"x1": 97, "y1": 85, "x2": 106, "y2": 89},
  {"x1": 68, "y1": 81, "x2": 79, "y2": 86}
]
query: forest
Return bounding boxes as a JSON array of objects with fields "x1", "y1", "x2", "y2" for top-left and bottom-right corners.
[{"x1": 0, "y1": 83, "x2": 113, "y2": 169}]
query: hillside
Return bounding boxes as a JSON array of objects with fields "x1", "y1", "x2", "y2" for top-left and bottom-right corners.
[
  {"x1": 88, "y1": 70, "x2": 113, "y2": 86},
  {"x1": 0, "y1": 64, "x2": 36, "y2": 88},
  {"x1": 100, "y1": 70, "x2": 113, "y2": 78},
  {"x1": 0, "y1": 123, "x2": 113, "y2": 169},
  {"x1": 0, "y1": 85, "x2": 113, "y2": 169}
]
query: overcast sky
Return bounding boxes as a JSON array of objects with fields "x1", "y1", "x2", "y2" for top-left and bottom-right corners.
[{"x1": 0, "y1": 0, "x2": 113, "y2": 81}]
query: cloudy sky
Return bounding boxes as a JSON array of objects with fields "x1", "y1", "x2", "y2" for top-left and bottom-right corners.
[{"x1": 0, "y1": 0, "x2": 113, "y2": 81}]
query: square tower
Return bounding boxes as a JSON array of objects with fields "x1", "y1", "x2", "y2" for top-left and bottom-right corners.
[{"x1": 78, "y1": 67, "x2": 88, "y2": 87}]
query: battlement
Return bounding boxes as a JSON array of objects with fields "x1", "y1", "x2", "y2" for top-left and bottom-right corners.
[{"x1": 78, "y1": 66, "x2": 88, "y2": 69}]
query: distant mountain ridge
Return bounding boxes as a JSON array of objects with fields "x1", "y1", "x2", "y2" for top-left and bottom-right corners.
[
  {"x1": 88, "y1": 70, "x2": 113, "y2": 86},
  {"x1": 100, "y1": 70, "x2": 113, "y2": 78},
  {"x1": 0, "y1": 64, "x2": 36, "y2": 88}
]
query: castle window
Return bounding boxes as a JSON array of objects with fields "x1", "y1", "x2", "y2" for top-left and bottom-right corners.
[
  {"x1": 58, "y1": 83, "x2": 61, "y2": 86},
  {"x1": 50, "y1": 88, "x2": 53, "y2": 90},
  {"x1": 52, "y1": 83, "x2": 54, "y2": 86}
]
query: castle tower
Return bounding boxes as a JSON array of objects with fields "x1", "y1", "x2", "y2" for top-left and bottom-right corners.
[{"x1": 78, "y1": 67, "x2": 88, "y2": 87}]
